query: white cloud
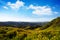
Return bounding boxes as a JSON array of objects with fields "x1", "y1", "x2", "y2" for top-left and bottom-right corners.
[
  {"x1": 28, "y1": 4, "x2": 58, "y2": 15},
  {"x1": 6, "y1": 0, "x2": 24, "y2": 9},
  {"x1": 34, "y1": 18, "x2": 53, "y2": 22},
  {"x1": 54, "y1": 12, "x2": 58, "y2": 14},
  {"x1": 0, "y1": 13, "x2": 32, "y2": 22},
  {"x1": 3, "y1": 6, "x2": 8, "y2": 9},
  {"x1": 0, "y1": 13, "x2": 53, "y2": 22}
]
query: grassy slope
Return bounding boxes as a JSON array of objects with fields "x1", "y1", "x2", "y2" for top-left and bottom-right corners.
[{"x1": 0, "y1": 17, "x2": 60, "y2": 40}]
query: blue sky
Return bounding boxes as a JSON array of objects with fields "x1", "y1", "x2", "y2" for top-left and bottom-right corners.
[{"x1": 0, "y1": 0, "x2": 60, "y2": 22}]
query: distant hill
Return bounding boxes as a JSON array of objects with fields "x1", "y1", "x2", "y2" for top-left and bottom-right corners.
[
  {"x1": 0, "y1": 17, "x2": 60, "y2": 30},
  {"x1": 0, "y1": 22, "x2": 48, "y2": 28}
]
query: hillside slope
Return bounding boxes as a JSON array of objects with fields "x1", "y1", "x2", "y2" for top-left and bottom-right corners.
[
  {"x1": 0, "y1": 17, "x2": 60, "y2": 40},
  {"x1": 41, "y1": 17, "x2": 60, "y2": 30}
]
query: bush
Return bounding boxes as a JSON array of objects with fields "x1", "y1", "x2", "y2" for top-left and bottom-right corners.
[{"x1": 6, "y1": 31, "x2": 17, "y2": 39}]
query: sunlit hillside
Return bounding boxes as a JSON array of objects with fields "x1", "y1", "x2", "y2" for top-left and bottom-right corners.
[{"x1": 0, "y1": 17, "x2": 60, "y2": 40}]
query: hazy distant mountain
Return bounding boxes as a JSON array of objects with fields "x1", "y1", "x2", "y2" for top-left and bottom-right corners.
[{"x1": 0, "y1": 21, "x2": 48, "y2": 28}]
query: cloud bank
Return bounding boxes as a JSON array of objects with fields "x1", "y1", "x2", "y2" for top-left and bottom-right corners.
[
  {"x1": 28, "y1": 4, "x2": 58, "y2": 15},
  {"x1": 4, "y1": 0, "x2": 25, "y2": 9},
  {"x1": 1, "y1": 0, "x2": 58, "y2": 22}
]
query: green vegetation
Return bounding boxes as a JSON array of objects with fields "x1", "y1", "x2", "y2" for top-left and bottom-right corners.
[{"x1": 0, "y1": 17, "x2": 60, "y2": 40}]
